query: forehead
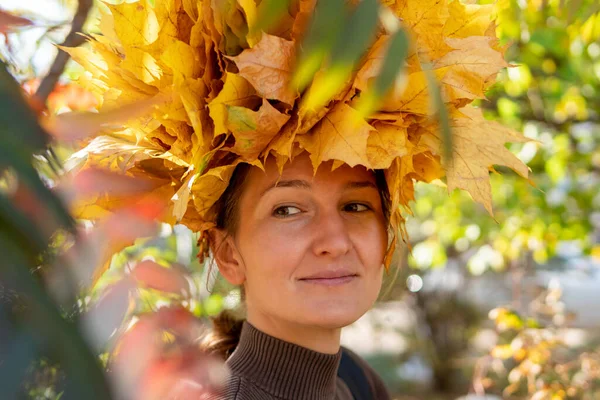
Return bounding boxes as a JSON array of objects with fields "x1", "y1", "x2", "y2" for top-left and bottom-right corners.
[{"x1": 247, "y1": 153, "x2": 377, "y2": 189}]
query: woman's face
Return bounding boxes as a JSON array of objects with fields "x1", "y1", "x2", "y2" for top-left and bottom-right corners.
[{"x1": 219, "y1": 153, "x2": 388, "y2": 329}]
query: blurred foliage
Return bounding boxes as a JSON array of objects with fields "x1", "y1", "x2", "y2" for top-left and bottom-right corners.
[
  {"x1": 408, "y1": 0, "x2": 600, "y2": 272},
  {"x1": 479, "y1": 285, "x2": 600, "y2": 399}
]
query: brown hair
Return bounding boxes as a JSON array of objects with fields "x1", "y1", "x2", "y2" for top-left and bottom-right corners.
[{"x1": 200, "y1": 161, "x2": 392, "y2": 360}]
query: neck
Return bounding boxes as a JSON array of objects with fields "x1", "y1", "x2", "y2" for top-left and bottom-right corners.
[{"x1": 246, "y1": 309, "x2": 341, "y2": 354}]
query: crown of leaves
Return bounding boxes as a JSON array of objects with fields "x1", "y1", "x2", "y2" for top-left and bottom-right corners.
[{"x1": 66, "y1": 0, "x2": 530, "y2": 269}]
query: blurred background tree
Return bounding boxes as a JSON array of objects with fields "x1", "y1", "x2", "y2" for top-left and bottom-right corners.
[{"x1": 0, "y1": 0, "x2": 599, "y2": 399}]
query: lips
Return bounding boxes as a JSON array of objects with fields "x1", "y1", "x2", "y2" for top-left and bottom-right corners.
[{"x1": 298, "y1": 269, "x2": 359, "y2": 286}]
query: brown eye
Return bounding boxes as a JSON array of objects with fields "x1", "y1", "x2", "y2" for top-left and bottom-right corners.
[
  {"x1": 344, "y1": 203, "x2": 369, "y2": 212},
  {"x1": 273, "y1": 206, "x2": 302, "y2": 217}
]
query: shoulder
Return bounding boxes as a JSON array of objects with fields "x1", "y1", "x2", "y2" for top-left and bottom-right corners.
[{"x1": 340, "y1": 346, "x2": 391, "y2": 400}]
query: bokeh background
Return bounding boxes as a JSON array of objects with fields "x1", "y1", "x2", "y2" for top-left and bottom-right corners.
[{"x1": 1, "y1": 0, "x2": 599, "y2": 399}]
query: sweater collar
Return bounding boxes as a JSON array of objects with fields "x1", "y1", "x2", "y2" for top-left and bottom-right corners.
[{"x1": 226, "y1": 321, "x2": 342, "y2": 400}]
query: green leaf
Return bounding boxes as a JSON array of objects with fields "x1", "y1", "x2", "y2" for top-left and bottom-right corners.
[
  {"x1": 301, "y1": 0, "x2": 379, "y2": 110},
  {"x1": 292, "y1": 0, "x2": 346, "y2": 91},
  {"x1": 355, "y1": 28, "x2": 410, "y2": 116},
  {"x1": 0, "y1": 146, "x2": 74, "y2": 232},
  {"x1": 251, "y1": 0, "x2": 291, "y2": 36},
  {"x1": 424, "y1": 65, "x2": 453, "y2": 163},
  {"x1": 0, "y1": 62, "x2": 48, "y2": 154},
  {"x1": 0, "y1": 234, "x2": 113, "y2": 400},
  {"x1": 329, "y1": 0, "x2": 379, "y2": 66},
  {"x1": 0, "y1": 192, "x2": 48, "y2": 255}
]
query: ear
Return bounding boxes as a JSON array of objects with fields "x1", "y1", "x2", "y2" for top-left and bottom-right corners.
[{"x1": 209, "y1": 228, "x2": 246, "y2": 285}]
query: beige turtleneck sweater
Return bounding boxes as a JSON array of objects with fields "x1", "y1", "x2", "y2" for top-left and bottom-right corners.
[{"x1": 207, "y1": 321, "x2": 391, "y2": 400}]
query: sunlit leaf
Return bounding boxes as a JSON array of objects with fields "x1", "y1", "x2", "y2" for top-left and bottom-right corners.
[{"x1": 292, "y1": 0, "x2": 346, "y2": 91}]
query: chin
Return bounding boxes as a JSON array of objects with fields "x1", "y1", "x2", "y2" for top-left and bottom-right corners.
[{"x1": 302, "y1": 302, "x2": 370, "y2": 329}]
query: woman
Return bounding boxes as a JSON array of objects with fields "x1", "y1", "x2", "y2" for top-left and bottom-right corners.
[
  {"x1": 67, "y1": 0, "x2": 527, "y2": 398},
  {"x1": 202, "y1": 152, "x2": 392, "y2": 399}
]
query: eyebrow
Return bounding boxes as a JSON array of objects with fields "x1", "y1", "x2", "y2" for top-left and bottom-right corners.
[{"x1": 260, "y1": 179, "x2": 377, "y2": 197}]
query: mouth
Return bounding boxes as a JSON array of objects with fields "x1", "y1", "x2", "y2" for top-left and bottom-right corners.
[{"x1": 298, "y1": 273, "x2": 359, "y2": 287}]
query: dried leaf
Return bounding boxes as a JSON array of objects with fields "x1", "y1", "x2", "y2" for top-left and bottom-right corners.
[
  {"x1": 419, "y1": 106, "x2": 530, "y2": 215},
  {"x1": 182, "y1": 0, "x2": 199, "y2": 21},
  {"x1": 444, "y1": 2, "x2": 494, "y2": 39},
  {"x1": 121, "y1": 48, "x2": 162, "y2": 84},
  {"x1": 297, "y1": 103, "x2": 374, "y2": 171},
  {"x1": 434, "y1": 36, "x2": 508, "y2": 102},
  {"x1": 207, "y1": 72, "x2": 258, "y2": 137},
  {"x1": 354, "y1": 30, "x2": 410, "y2": 117},
  {"x1": 227, "y1": 98, "x2": 290, "y2": 160},
  {"x1": 108, "y1": 0, "x2": 160, "y2": 47},
  {"x1": 161, "y1": 40, "x2": 202, "y2": 79},
  {"x1": 171, "y1": 171, "x2": 198, "y2": 222},
  {"x1": 389, "y1": 0, "x2": 450, "y2": 59},
  {"x1": 64, "y1": 0, "x2": 527, "y2": 280},
  {"x1": 43, "y1": 95, "x2": 169, "y2": 142},
  {"x1": 191, "y1": 164, "x2": 238, "y2": 218},
  {"x1": 366, "y1": 123, "x2": 411, "y2": 169},
  {"x1": 229, "y1": 33, "x2": 297, "y2": 105},
  {"x1": 380, "y1": 67, "x2": 447, "y2": 114}
]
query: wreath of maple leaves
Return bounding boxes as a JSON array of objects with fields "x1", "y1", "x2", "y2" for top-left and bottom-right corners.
[{"x1": 66, "y1": 0, "x2": 530, "y2": 269}]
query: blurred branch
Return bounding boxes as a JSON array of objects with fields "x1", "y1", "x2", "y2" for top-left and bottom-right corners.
[{"x1": 35, "y1": 0, "x2": 93, "y2": 104}]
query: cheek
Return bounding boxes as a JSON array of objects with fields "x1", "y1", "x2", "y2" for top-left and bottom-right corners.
[
  {"x1": 351, "y1": 219, "x2": 388, "y2": 269},
  {"x1": 238, "y1": 220, "x2": 308, "y2": 277}
]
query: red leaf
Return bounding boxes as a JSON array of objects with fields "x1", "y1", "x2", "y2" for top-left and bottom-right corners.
[
  {"x1": 137, "y1": 350, "x2": 228, "y2": 400},
  {"x1": 9, "y1": 181, "x2": 58, "y2": 235},
  {"x1": 0, "y1": 10, "x2": 33, "y2": 33},
  {"x1": 81, "y1": 278, "x2": 135, "y2": 349},
  {"x1": 65, "y1": 204, "x2": 162, "y2": 288},
  {"x1": 58, "y1": 168, "x2": 156, "y2": 208},
  {"x1": 47, "y1": 82, "x2": 99, "y2": 112},
  {"x1": 130, "y1": 260, "x2": 190, "y2": 296},
  {"x1": 108, "y1": 306, "x2": 218, "y2": 400}
]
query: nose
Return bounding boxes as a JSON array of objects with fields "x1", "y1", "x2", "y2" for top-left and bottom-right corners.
[{"x1": 311, "y1": 210, "x2": 353, "y2": 258}]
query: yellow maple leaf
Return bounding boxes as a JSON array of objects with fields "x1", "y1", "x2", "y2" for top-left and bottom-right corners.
[
  {"x1": 444, "y1": 1, "x2": 494, "y2": 39},
  {"x1": 177, "y1": 77, "x2": 212, "y2": 156},
  {"x1": 389, "y1": 0, "x2": 450, "y2": 60},
  {"x1": 67, "y1": 135, "x2": 185, "y2": 220},
  {"x1": 237, "y1": 0, "x2": 261, "y2": 46},
  {"x1": 262, "y1": 115, "x2": 300, "y2": 172},
  {"x1": 182, "y1": 0, "x2": 199, "y2": 22},
  {"x1": 434, "y1": 36, "x2": 508, "y2": 103},
  {"x1": 354, "y1": 35, "x2": 394, "y2": 93},
  {"x1": 191, "y1": 159, "x2": 263, "y2": 219},
  {"x1": 227, "y1": 98, "x2": 291, "y2": 160},
  {"x1": 172, "y1": 172, "x2": 198, "y2": 222},
  {"x1": 380, "y1": 68, "x2": 447, "y2": 114},
  {"x1": 161, "y1": 40, "x2": 203, "y2": 80},
  {"x1": 207, "y1": 72, "x2": 259, "y2": 137},
  {"x1": 108, "y1": 0, "x2": 160, "y2": 48},
  {"x1": 366, "y1": 122, "x2": 411, "y2": 169},
  {"x1": 191, "y1": 164, "x2": 237, "y2": 219},
  {"x1": 297, "y1": 103, "x2": 374, "y2": 171},
  {"x1": 229, "y1": 33, "x2": 298, "y2": 106},
  {"x1": 121, "y1": 48, "x2": 162, "y2": 84},
  {"x1": 412, "y1": 152, "x2": 444, "y2": 183},
  {"x1": 419, "y1": 106, "x2": 530, "y2": 215}
]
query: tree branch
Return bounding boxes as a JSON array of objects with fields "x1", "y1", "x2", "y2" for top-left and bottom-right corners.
[{"x1": 35, "y1": 0, "x2": 94, "y2": 104}]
